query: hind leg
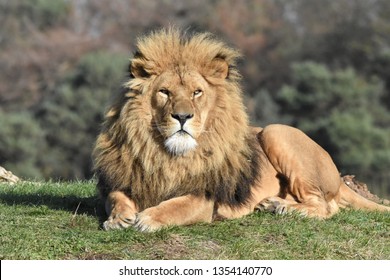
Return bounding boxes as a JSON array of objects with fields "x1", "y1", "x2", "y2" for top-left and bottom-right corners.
[
  {"x1": 256, "y1": 196, "x2": 340, "y2": 218},
  {"x1": 257, "y1": 124, "x2": 342, "y2": 219}
]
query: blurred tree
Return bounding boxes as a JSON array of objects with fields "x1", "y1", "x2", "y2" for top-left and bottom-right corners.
[
  {"x1": 36, "y1": 51, "x2": 127, "y2": 179},
  {"x1": 18, "y1": 0, "x2": 70, "y2": 30},
  {"x1": 0, "y1": 110, "x2": 46, "y2": 179},
  {"x1": 247, "y1": 89, "x2": 285, "y2": 126},
  {"x1": 280, "y1": 0, "x2": 390, "y2": 109},
  {"x1": 0, "y1": 0, "x2": 70, "y2": 43}
]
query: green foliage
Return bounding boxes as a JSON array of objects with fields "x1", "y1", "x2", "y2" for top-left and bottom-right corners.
[
  {"x1": 0, "y1": 111, "x2": 46, "y2": 179},
  {"x1": 71, "y1": 51, "x2": 128, "y2": 90},
  {"x1": 21, "y1": 0, "x2": 69, "y2": 29},
  {"x1": 0, "y1": 0, "x2": 70, "y2": 30},
  {"x1": 36, "y1": 51, "x2": 128, "y2": 179},
  {"x1": 278, "y1": 62, "x2": 390, "y2": 182},
  {"x1": 248, "y1": 89, "x2": 283, "y2": 126}
]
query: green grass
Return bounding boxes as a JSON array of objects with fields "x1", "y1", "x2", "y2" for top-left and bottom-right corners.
[{"x1": 0, "y1": 181, "x2": 389, "y2": 260}]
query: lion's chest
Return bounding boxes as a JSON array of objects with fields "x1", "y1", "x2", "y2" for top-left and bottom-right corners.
[{"x1": 131, "y1": 158, "x2": 211, "y2": 210}]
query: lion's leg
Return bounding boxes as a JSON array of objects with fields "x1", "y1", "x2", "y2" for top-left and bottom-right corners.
[
  {"x1": 103, "y1": 191, "x2": 139, "y2": 230},
  {"x1": 256, "y1": 196, "x2": 340, "y2": 218},
  {"x1": 134, "y1": 194, "x2": 214, "y2": 232},
  {"x1": 257, "y1": 124, "x2": 342, "y2": 219},
  {"x1": 216, "y1": 203, "x2": 254, "y2": 220},
  {"x1": 215, "y1": 179, "x2": 280, "y2": 220}
]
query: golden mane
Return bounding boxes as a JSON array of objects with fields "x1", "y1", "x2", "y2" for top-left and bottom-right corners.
[
  {"x1": 129, "y1": 28, "x2": 241, "y2": 82},
  {"x1": 93, "y1": 28, "x2": 261, "y2": 211}
]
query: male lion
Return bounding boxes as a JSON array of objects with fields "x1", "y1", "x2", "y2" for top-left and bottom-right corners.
[{"x1": 93, "y1": 28, "x2": 389, "y2": 232}]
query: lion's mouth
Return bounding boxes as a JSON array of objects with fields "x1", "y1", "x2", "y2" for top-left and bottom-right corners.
[
  {"x1": 174, "y1": 129, "x2": 193, "y2": 137},
  {"x1": 164, "y1": 130, "x2": 197, "y2": 156}
]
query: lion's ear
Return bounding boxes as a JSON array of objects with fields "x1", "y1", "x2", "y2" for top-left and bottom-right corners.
[
  {"x1": 130, "y1": 52, "x2": 154, "y2": 79},
  {"x1": 130, "y1": 60, "x2": 150, "y2": 79},
  {"x1": 206, "y1": 57, "x2": 229, "y2": 80}
]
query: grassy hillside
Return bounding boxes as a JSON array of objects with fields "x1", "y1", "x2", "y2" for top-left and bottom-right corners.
[{"x1": 0, "y1": 181, "x2": 389, "y2": 260}]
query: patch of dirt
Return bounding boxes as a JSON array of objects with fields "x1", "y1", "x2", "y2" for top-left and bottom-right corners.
[
  {"x1": 151, "y1": 234, "x2": 192, "y2": 259},
  {"x1": 342, "y1": 175, "x2": 390, "y2": 206},
  {"x1": 195, "y1": 239, "x2": 223, "y2": 259},
  {"x1": 127, "y1": 234, "x2": 192, "y2": 260},
  {"x1": 129, "y1": 234, "x2": 222, "y2": 260}
]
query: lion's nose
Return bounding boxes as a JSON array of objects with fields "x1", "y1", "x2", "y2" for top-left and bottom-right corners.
[{"x1": 171, "y1": 113, "x2": 194, "y2": 127}]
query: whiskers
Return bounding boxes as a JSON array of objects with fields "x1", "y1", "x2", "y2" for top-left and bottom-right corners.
[
  {"x1": 149, "y1": 120, "x2": 172, "y2": 131},
  {"x1": 199, "y1": 129, "x2": 214, "y2": 135}
]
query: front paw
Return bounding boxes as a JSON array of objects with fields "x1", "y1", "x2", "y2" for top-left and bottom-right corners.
[
  {"x1": 133, "y1": 208, "x2": 165, "y2": 232},
  {"x1": 103, "y1": 212, "x2": 136, "y2": 231}
]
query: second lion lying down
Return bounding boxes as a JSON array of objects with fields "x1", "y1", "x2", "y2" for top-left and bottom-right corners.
[{"x1": 93, "y1": 28, "x2": 389, "y2": 232}]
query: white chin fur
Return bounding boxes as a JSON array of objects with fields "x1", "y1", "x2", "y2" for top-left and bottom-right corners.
[{"x1": 164, "y1": 133, "x2": 197, "y2": 155}]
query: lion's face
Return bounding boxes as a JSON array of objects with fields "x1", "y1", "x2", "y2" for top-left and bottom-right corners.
[
  {"x1": 124, "y1": 29, "x2": 240, "y2": 157},
  {"x1": 150, "y1": 70, "x2": 216, "y2": 155}
]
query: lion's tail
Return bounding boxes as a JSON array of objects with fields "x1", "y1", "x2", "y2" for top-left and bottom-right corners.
[{"x1": 338, "y1": 183, "x2": 390, "y2": 212}]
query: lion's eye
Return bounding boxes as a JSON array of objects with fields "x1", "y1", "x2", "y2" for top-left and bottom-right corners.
[
  {"x1": 159, "y1": 89, "x2": 170, "y2": 97},
  {"x1": 193, "y1": 89, "x2": 203, "y2": 98}
]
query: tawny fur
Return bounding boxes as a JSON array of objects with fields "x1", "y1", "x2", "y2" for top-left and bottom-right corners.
[{"x1": 93, "y1": 28, "x2": 389, "y2": 232}]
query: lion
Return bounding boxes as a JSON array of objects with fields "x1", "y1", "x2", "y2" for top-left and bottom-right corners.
[{"x1": 93, "y1": 28, "x2": 390, "y2": 232}]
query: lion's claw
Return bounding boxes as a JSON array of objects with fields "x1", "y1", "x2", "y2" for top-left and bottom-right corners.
[{"x1": 103, "y1": 214, "x2": 135, "y2": 231}]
